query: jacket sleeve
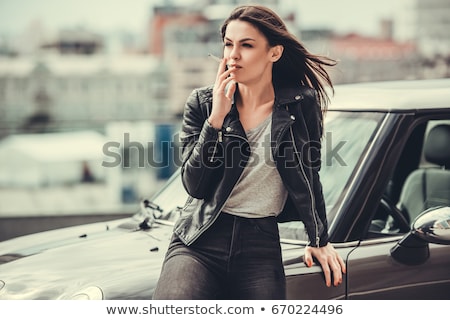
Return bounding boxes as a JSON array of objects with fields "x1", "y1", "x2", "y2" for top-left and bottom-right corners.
[
  {"x1": 303, "y1": 90, "x2": 329, "y2": 246},
  {"x1": 180, "y1": 88, "x2": 223, "y2": 199}
]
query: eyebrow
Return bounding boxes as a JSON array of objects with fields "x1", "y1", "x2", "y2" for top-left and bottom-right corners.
[{"x1": 224, "y1": 37, "x2": 256, "y2": 43}]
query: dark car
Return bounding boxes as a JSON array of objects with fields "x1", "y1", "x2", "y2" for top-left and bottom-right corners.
[{"x1": 1, "y1": 78, "x2": 450, "y2": 300}]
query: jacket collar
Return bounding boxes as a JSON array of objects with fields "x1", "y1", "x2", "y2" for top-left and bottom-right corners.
[
  {"x1": 274, "y1": 85, "x2": 310, "y2": 106},
  {"x1": 224, "y1": 84, "x2": 311, "y2": 126},
  {"x1": 229, "y1": 84, "x2": 311, "y2": 107}
]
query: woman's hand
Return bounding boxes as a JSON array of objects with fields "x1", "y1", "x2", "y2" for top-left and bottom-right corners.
[
  {"x1": 208, "y1": 58, "x2": 236, "y2": 129},
  {"x1": 304, "y1": 243, "x2": 346, "y2": 287}
]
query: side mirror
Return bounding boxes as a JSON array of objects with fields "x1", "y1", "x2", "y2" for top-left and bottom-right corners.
[
  {"x1": 390, "y1": 206, "x2": 450, "y2": 265},
  {"x1": 412, "y1": 206, "x2": 450, "y2": 245}
]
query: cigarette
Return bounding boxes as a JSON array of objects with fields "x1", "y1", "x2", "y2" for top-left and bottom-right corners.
[{"x1": 208, "y1": 53, "x2": 222, "y2": 63}]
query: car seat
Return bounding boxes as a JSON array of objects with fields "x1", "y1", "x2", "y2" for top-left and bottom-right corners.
[{"x1": 396, "y1": 124, "x2": 450, "y2": 223}]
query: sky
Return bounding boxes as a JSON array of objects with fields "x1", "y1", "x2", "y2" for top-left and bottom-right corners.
[{"x1": 0, "y1": 0, "x2": 408, "y2": 37}]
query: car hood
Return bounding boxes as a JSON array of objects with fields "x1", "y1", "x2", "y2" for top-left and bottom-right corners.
[{"x1": 0, "y1": 216, "x2": 174, "y2": 299}]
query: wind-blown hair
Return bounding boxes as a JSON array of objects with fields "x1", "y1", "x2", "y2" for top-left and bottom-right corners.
[{"x1": 220, "y1": 5, "x2": 335, "y2": 113}]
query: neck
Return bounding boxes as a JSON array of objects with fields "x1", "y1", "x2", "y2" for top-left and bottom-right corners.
[{"x1": 236, "y1": 81, "x2": 275, "y2": 111}]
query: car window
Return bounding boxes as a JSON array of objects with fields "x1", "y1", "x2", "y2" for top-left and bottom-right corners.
[
  {"x1": 369, "y1": 118, "x2": 450, "y2": 237},
  {"x1": 279, "y1": 111, "x2": 383, "y2": 241}
]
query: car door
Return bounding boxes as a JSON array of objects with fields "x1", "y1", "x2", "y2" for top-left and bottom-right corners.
[
  {"x1": 346, "y1": 236, "x2": 450, "y2": 299},
  {"x1": 346, "y1": 114, "x2": 450, "y2": 299}
]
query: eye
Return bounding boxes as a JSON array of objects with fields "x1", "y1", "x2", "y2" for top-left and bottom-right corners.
[
  {"x1": 242, "y1": 43, "x2": 253, "y2": 48},
  {"x1": 224, "y1": 42, "x2": 232, "y2": 47}
]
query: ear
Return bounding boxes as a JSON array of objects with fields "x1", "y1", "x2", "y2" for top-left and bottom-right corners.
[{"x1": 270, "y1": 45, "x2": 284, "y2": 62}]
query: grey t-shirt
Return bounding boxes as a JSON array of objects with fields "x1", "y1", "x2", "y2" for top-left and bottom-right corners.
[{"x1": 223, "y1": 114, "x2": 288, "y2": 218}]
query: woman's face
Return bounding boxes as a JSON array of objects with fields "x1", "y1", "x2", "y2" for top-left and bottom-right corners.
[{"x1": 223, "y1": 20, "x2": 280, "y2": 86}]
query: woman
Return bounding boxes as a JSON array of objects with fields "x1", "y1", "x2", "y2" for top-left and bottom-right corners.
[{"x1": 153, "y1": 4, "x2": 345, "y2": 300}]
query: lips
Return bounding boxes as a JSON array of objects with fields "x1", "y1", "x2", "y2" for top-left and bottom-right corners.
[{"x1": 228, "y1": 62, "x2": 242, "y2": 69}]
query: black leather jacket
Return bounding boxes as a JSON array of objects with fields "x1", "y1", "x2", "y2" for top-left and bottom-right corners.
[{"x1": 174, "y1": 84, "x2": 329, "y2": 247}]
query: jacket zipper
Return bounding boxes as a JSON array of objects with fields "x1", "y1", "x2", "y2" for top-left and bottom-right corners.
[
  {"x1": 274, "y1": 122, "x2": 293, "y2": 157},
  {"x1": 209, "y1": 131, "x2": 222, "y2": 162},
  {"x1": 289, "y1": 121, "x2": 320, "y2": 248}
]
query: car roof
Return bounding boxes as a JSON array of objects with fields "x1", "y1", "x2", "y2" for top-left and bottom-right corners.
[{"x1": 328, "y1": 78, "x2": 450, "y2": 112}]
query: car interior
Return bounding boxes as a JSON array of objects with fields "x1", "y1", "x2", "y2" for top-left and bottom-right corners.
[{"x1": 369, "y1": 119, "x2": 450, "y2": 237}]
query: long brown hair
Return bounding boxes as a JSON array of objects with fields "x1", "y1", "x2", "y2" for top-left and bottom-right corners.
[{"x1": 220, "y1": 5, "x2": 335, "y2": 112}]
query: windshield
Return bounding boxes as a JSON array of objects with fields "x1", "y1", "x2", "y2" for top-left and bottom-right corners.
[
  {"x1": 321, "y1": 111, "x2": 382, "y2": 209},
  {"x1": 149, "y1": 111, "x2": 384, "y2": 241},
  {"x1": 148, "y1": 168, "x2": 188, "y2": 222}
]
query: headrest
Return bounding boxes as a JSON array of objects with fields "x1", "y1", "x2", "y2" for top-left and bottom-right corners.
[{"x1": 424, "y1": 124, "x2": 450, "y2": 168}]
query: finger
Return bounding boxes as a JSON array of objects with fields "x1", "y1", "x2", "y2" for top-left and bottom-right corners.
[
  {"x1": 217, "y1": 67, "x2": 235, "y2": 86},
  {"x1": 215, "y1": 60, "x2": 235, "y2": 84},
  {"x1": 303, "y1": 248, "x2": 313, "y2": 267},
  {"x1": 332, "y1": 262, "x2": 342, "y2": 286},
  {"x1": 216, "y1": 75, "x2": 236, "y2": 98},
  {"x1": 320, "y1": 262, "x2": 331, "y2": 287},
  {"x1": 337, "y1": 254, "x2": 346, "y2": 274},
  {"x1": 215, "y1": 57, "x2": 227, "y2": 80},
  {"x1": 215, "y1": 71, "x2": 235, "y2": 97},
  {"x1": 225, "y1": 80, "x2": 237, "y2": 100}
]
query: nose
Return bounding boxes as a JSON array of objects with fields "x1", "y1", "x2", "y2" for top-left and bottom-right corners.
[{"x1": 228, "y1": 46, "x2": 240, "y2": 62}]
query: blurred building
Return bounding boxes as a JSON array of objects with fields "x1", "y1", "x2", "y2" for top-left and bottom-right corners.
[
  {"x1": 0, "y1": 53, "x2": 170, "y2": 137},
  {"x1": 41, "y1": 28, "x2": 104, "y2": 55},
  {"x1": 0, "y1": 130, "x2": 106, "y2": 188},
  {"x1": 415, "y1": 0, "x2": 450, "y2": 58},
  {"x1": 415, "y1": 0, "x2": 450, "y2": 77},
  {"x1": 0, "y1": 130, "x2": 124, "y2": 217},
  {"x1": 321, "y1": 32, "x2": 418, "y2": 83}
]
